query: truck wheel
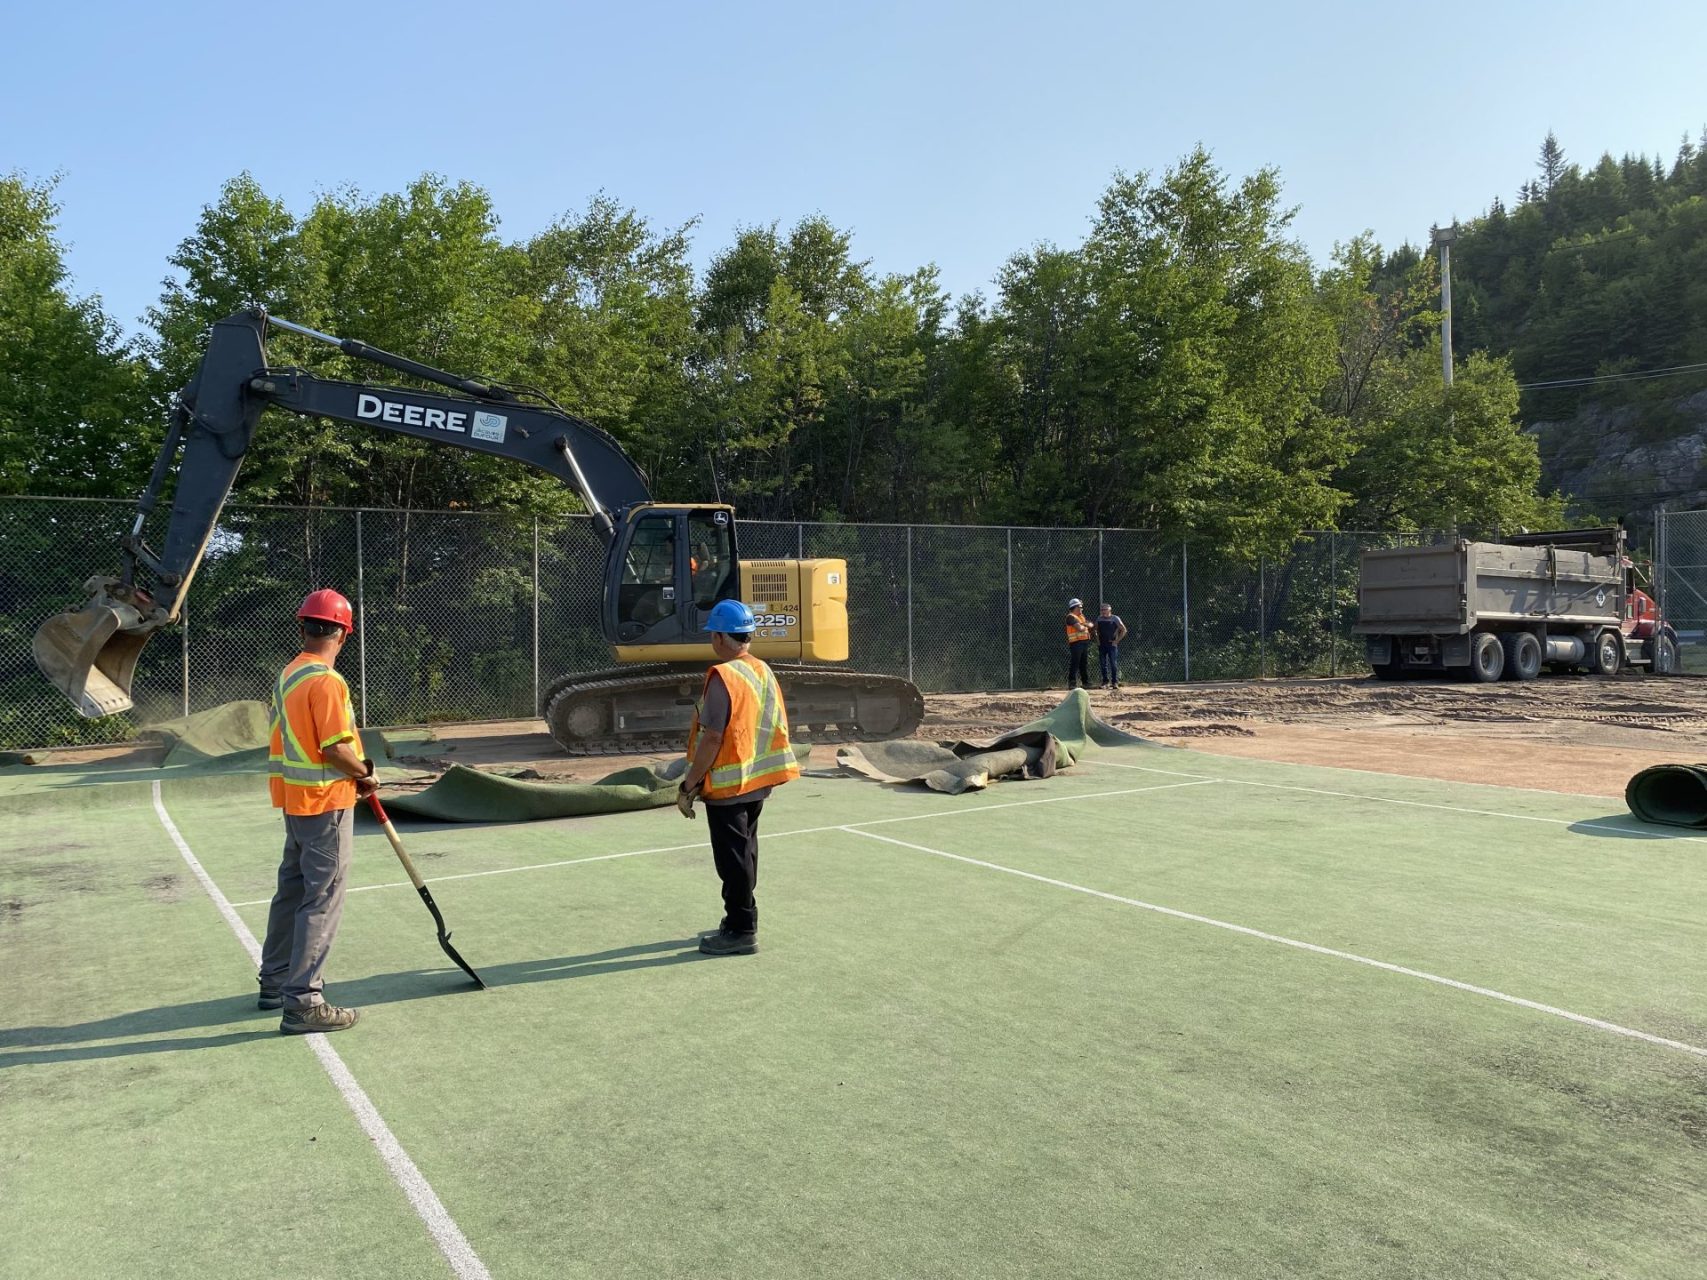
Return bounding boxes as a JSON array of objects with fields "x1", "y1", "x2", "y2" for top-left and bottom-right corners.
[
  {"x1": 1648, "y1": 633, "x2": 1678, "y2": 675},
  {"x1": 1501, "y1": 632, "x2": 1542, "y2": 681},
  {"x1": 1592, "y1": 630, "x2": 1623, "y2": 677},
  {"x1": 1370, "y1": 660, "x2": 1402, "y2": 680},
  {"x1": 1470, "y1": 632, "x2": 1505, "y2": 683}
]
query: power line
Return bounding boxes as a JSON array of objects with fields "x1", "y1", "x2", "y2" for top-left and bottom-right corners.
[{"x1": 1518, "y1": 361, "x2": 1707, "y2": 391}]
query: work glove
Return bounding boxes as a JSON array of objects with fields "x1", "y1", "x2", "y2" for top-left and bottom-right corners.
[
  {"x1": 356, "y1": 775, "x2": 379, "y2": 798},
  {"x1": 676, "y1": 781, "x2": 700, "y2": 819}
]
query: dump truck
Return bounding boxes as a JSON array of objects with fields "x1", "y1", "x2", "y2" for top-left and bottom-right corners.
[{"x1": 1354, "y1": 527, "x2": 1678, "y2": 681}]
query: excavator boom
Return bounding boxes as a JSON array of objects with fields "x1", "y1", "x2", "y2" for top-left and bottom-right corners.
[{"x1": 34, "y1": 309, "x2": 650, "y2": 717}]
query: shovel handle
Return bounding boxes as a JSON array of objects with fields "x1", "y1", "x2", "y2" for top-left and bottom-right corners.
[{"x1": 365, "y1": 792, "x2": 427, "y2": 891}]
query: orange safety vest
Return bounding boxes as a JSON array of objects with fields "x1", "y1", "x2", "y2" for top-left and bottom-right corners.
[
  {"x1": 268, "y1": 653, "x2": 363, "y2": 816},
  {"x1": 687, "y1": 654, "x2": 800, "y2": 800},
  {"x1": 1064, "y1": 611, "x2": 1093, "y2": 644}
]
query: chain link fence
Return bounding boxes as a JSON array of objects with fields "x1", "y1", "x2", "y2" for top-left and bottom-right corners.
[
  {"x1": 0, "y1": 495, "x2": 1444, "y2": 750},
  {"x1": 1656, "y1": 508, "x2": 1707, "y2": 673}
]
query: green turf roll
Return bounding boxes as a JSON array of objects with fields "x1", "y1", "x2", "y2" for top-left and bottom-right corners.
[{"x1": 1624, "y1": 762, "x2": 1707, "y2": 827}]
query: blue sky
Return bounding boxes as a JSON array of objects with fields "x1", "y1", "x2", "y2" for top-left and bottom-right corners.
[{"x1": 6, "y1": 0, "x2": 1704, "y2": 337}]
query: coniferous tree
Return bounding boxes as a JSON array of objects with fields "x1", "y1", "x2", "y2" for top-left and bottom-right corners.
[{"x1": 1537, "y1": 131, "x2": 1568, "y2": 195}]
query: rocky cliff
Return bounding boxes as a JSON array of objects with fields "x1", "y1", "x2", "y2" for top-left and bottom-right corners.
[{"x1": 1528, "y1": 389, "x2": 1707, "y2": 522}]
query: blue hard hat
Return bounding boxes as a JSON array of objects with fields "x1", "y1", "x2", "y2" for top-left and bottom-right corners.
[{"x1": 706, "y1": 599, "x2": 756, "y2": 635}]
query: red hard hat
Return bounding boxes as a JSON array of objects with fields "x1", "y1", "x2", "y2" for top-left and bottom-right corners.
[{"x1": 297, "y1": 588, "x2": 354, "y2": 631}]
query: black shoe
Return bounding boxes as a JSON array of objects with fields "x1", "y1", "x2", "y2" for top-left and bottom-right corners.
[
  {"x1": 257, "y1": 980, "x2": 283, "y2": 1011},
  {"x1": 699, "y1": 929, "x2": 758, "y2": 956}
]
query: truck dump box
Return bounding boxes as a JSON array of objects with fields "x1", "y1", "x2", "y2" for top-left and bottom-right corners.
[{"x1": 1355, "y1": 538, "x2": 1624, "y2": 636}]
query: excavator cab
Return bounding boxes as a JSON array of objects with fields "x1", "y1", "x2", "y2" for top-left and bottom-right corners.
[{"x1": 606, "y1": 505, "x2": 740, "y2": 649}]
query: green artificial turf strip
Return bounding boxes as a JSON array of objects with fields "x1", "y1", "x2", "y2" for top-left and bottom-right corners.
[{"x1": 7, "y1": 746, "x2": 1707, "y2": 1278}]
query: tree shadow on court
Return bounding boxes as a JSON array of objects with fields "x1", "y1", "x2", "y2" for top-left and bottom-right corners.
[{"x1": 0, "y1": 937, "x2": 706, "y2": 1066}]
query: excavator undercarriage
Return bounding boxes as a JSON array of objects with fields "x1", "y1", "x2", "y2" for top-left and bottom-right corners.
[{"x1": 540, "y1": 665, "x2": 925, "y2": 755}]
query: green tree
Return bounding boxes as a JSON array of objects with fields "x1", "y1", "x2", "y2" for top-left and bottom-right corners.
[
  {"x1": 0, "y1": 173, "x2": 147, "y2": 496},
  {"x1": 1537, "y1": 131, "x2": 1568, "y2": 196},
  {"x1": 689, "y1": 216, "x2": 877, "y2": 518},
  {"x1": 520, "y1": 195, "x2": 699, "y2": 496},
  {"x1": 1015, "y1": 149, "x2": 1347, "y2": 554},
  {"x1": 149, "y1": 174, "x2": 566, "y2": 513}
]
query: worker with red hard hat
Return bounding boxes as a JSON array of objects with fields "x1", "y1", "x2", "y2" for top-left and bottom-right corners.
[{"x1": 257, "y1": 587, "x2": 373, "y2": 1034}]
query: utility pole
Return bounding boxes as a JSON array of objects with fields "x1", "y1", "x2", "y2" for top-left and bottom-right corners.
[{"x1": 1430, "y1": 222, "x2": 1459, "y2": 389}]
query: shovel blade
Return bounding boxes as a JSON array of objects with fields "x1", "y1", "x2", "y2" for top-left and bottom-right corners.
[{"x1": 32, "y1": 578, "x2": 162, "y2": 719}]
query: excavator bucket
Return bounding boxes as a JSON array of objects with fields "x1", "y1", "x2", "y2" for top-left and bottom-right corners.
[{"x1": 31, "y1": 577, "x2": 163, "y2": 719}]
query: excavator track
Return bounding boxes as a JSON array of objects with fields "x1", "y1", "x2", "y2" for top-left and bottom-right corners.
[{"x1": 541, "y1": 665, "x2": 925, "y2": 756}]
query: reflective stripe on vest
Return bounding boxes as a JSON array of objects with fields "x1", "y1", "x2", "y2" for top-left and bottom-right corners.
[
  {"x1": 269, "y1": 662, "x2": 346, "y2": 788},
  {"x1": 1065, "y1": 614, "x2": 1092, "y2": 643}
]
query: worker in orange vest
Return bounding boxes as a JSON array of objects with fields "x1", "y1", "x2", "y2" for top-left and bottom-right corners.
[
  {"x1": 258, "y1": 589, "x2": 376, "y2": 1034},
  {"x1": 678, "y1": 599, "x2": 800, "y2": 956},
  {"x1": 1064, "y1": 597, "x2": 1095, "y2": 690}
]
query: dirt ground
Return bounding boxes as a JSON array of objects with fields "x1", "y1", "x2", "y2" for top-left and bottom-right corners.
[
  {"x1": 415, "y1": 673, "x2": 1707, "y2": 800},
  {"x1": 37, "y1": 673, "x2": 1706, "y2": 800}
]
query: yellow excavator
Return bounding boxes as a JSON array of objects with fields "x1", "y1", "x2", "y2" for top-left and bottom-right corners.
[{"x1": 33, "y1": 309, "x2": 923, "y2": 752}]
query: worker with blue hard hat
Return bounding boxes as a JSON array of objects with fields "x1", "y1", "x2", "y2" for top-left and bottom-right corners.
[{"x1": 677, "y1": 598, "x2": 800, "y2": 955}]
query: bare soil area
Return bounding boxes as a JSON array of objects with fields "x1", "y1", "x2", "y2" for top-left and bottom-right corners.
[
  {"x1": 928, "y1": 675, "x2": 1707, "y2": 797},
  {"x1": 419, "y1": 673, "x2": 1707, "y2": 800},
  {"x1": 34, "y1": 674, "x2": 1706, "y2": 800}
]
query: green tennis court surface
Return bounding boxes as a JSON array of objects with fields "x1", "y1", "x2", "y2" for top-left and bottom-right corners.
[{"x1": 3, "y1": 744, "x2": 1705, "y2": 1278}]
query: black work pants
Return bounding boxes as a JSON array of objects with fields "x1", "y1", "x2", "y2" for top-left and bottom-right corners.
[
  {"x1": 706, "y1": 798, "x2": 763, "y2": 935},
  {"x1": 1067, "y1": 641, "x2": 1092, "y2": 689}
]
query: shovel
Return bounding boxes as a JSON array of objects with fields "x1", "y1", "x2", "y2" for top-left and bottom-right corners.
[{"x1": 365, "y1": 792, "x2": 487, "y2": 989}]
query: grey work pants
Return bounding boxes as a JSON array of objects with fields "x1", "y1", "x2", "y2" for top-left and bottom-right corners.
[{"x1": 259, "y1": 807, "x2": 354, "y2": 1009}]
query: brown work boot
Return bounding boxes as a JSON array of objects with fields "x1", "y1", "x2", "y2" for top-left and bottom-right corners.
[{"x1": 280, "y1": 1003, "x2": 359, "y2": 1035}]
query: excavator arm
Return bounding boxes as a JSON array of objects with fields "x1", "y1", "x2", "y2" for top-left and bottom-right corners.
[{"x1": 34, "y1": 308, "x2": 654, "y2": 717}]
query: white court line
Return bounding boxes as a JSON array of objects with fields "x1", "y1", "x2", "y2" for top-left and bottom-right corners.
[
  {"x1": 151, "y1": 783, "x2": 491, "y2": 1280},
  {"x1": 1079, "y1": 758, "x2": 1707, "y2": 842},
  {"x1": 843, "y1": 825, "x2": 1707, "y2": 1062},
  {"x1": 228, "y1": 779, "x2": 1217, "y2": 906}
]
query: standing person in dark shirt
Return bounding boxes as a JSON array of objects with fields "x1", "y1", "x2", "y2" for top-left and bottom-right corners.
[
  {"x1": 1095, "y1": 603, "x2": 1129, "y2": 690},
  {"x1": 678, "y1": 599, "x2": 800, "y2": 956}
]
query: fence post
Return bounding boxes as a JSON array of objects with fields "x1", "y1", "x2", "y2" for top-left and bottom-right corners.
[
  {"x1": 1182, "y1": 541, "x2": 1191, "y2": 682},
  {"x1": 1007, "y1": 527, "x2": 1015, "y2": 691},
  {"x1": 1098, "y1": 528, "x2": 1104, "y2": 608},
  {"x1": 180, "y1": 599, "x2": 190, "y2": 717},
  {"x1": 1330, "y1": 532, "x2": 1339, "y2": 677},
  {"x1": 797, "y1": 522, "x2": 805, "y2": 559},
  {"x1": 906, "y1": 526, "x2": 914, "y2": 686},
  {"x1": 355, "y1": 509, "x2": 368, "y2": 727},
  {"x1": 1259, "y1": 555, "x2": 1267, "y2": 679},
  {"x1": 533, "y1": 516, "x2": 541, "y2": 717}
]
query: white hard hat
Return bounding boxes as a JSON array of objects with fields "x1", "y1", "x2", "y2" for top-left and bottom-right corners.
[{"x1": 1067, "y1": 597, "x2": 1082, "y2": 609}]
